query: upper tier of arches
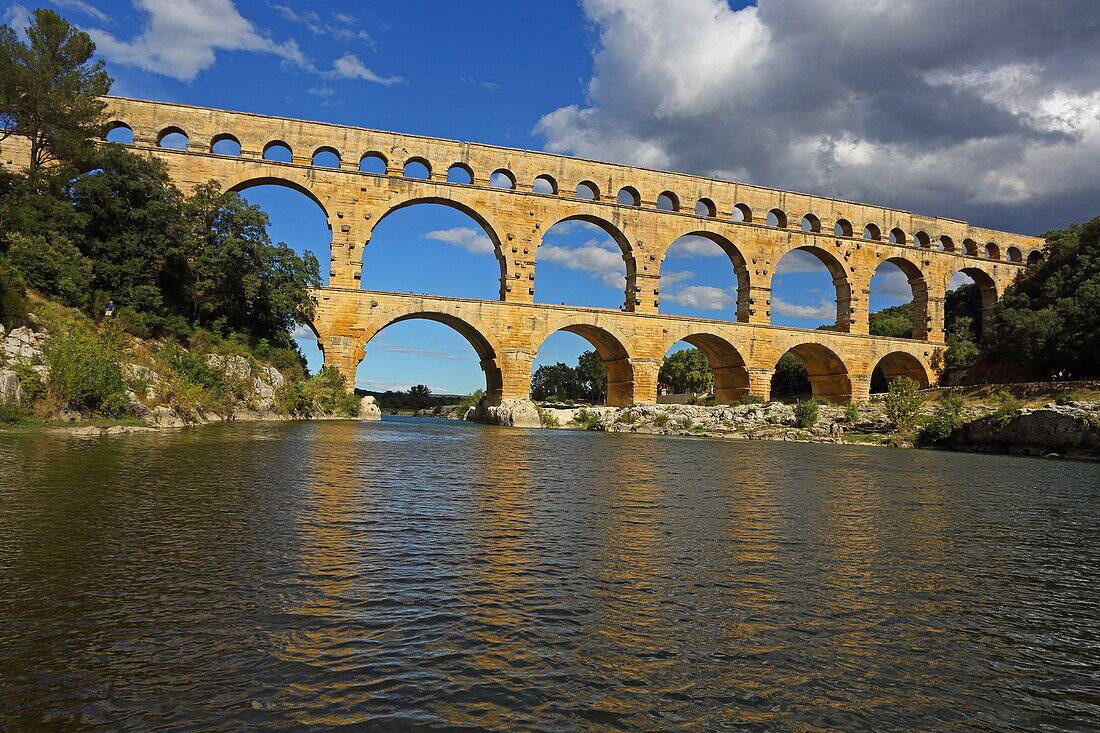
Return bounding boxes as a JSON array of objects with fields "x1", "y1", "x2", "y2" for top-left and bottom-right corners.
[{"x1": 98, "y1": 97, "x2": 1044, "y2": 264}]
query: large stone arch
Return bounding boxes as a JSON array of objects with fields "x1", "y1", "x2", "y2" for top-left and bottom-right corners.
[
  {"x1": 874, "y1": 255, "x2": 930, "y2": 339},
  {"x1": 532, "y1": 315, "x2": 637, "y2": 406},
  {"x1": 946, "y1": 265, "x2": 998, "y2": 328},
  {"x1": 536, "y1": 213, "x2": 638, "y2": 311},
  {"x1": 225, "y1": 171, "x2": 332, "y2": 217},
  {"x1": 769, "y1": 340, "x2": 852, "y2": 403},
  {"x1": 772, "y1": 244, "x2": 854, "y2": 331},
  {"x1": 362, "y1": 306, "x2": 505, "y2": 403},
  {"x1": 362, "y1": 195, "x2": 509, "y2": 299},
  {"x1": 872, "y1": 350, "x2": 932, "y2": 390},
  {"x1": 660, "y1": 328, "x2": 749, "y2": 402},
  {"x1": 659, "y1": 229, "x2": 753, "y2": 322}
]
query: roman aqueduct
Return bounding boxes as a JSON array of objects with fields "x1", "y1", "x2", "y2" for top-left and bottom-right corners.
[{"x1": 4, "y1": 96, "x2": 1047, "y2": 405}]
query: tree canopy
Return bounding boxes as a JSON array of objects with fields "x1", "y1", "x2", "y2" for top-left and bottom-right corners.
[
  {"x1": 982, "y1": 218, "x2": 1100, "y2": 378},
  {"x1": 0, "y1": 9, "x2": 111, "y2": 168},
  {"x1": 658, "y1": 348, "x2": 712, "y2": 394}
]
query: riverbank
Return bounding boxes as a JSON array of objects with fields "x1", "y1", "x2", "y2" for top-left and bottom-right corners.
[{"x1": 459, "y1": 389, "x2": 1100, "y2": 461}]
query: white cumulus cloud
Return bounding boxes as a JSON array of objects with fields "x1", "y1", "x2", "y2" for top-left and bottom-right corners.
[
  {"x1": 537, "y1": 0, "x2": 1100, "y2": 234},
  {"x1": 663, "y1": 285, "x2": 734, "y2": 310},
  {"x1": 424, "y1": 227, "x2": 495, "y2": 255},
  {"x1": 327, "y1": 53, "x2": 402, "y2": 85},
  {"x1": 772, "y1": 297, "x2": 835, "y2": 321}
]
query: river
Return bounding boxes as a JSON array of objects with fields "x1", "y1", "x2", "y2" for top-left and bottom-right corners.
[{"x1": 1, "y1": 417, "x2": 1098, "y2": 731}]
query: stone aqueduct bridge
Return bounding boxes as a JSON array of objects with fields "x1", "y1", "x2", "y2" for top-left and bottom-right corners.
[{"x1": 10, "y1": 96, "x2": 1047, "y2": 405}]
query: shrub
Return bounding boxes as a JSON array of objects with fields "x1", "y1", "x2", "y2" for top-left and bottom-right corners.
[
  {"x1": 843, "y1": 402, "x2": 859, "y2": 423},
  {"x1": 883, "y1": 377, "x2": 924, "y2": 431},
  {"x1": 456, "y1": 389, "x2": 485, "y2": 414},
  {"x1": 0, "y1": 400, "x2": 23, "y2": 425},
  {"x1": 43, "y1": 327, "x2": 125, "y2": 412},
  {"x1": 6, "y1": 233, "x2": 93, "y2": 310},
  {"x1": 616, "y1": 410, "x2": 638, "y2": 424},
  {"x1": 11, "y1": 363, "x2": 45, "y2": 403},
  {"x1": 988, "y1": 389, "x2": 1022, "y2": 428},
  {"x1": 573, "y1": 408, "x2": 599, "y2": 429},
  {"x1": 676, "y1": 416, "x2": 694, "y2": 431},
  {"x1": 536, "y1": 407, "x2": 559, "y2": 428},
  {"x1": 1053, "y1": 390, "x2": 1077, "y2": 406},
  {"x1": 653, "y1": 412, "x2": 670, "y2": 427},
  {"x1": 794, "y1": 399, "x2": 819, "y2": 428},
  {"x1": 0, "y1": 257, "x2": 27, "y2": 328},
  {"x1": 737, "y1": 394, "x2": 765, "y2": 405},
  {"x1": 337, "y1": 393, "x2": 361, "y2": 417},
  {"x1": 918, "y1": 393, "x2": 964, "y2": 445},
  {"x1": 307, "y1": 367, "x2": 348, "y2": 412},
  {"x1": 276, "y1": 382, "x2": 313, "y2": 416},
  {"x1": 164, "y1": 346, "x2": 229, "y2": 399}
]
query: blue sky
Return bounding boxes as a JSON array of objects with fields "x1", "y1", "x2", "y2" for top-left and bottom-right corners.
[{"x1": 11, "y1": 0, "x2": 1099, "y2": 395}]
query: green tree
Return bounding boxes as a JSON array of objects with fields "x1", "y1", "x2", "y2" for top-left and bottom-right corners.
[
  {"x1": 659, "y1": 348, "x2": 712, "y2": 393},
  {"x1": 407, "y1": 384, "x2": 432, "y2": 409},
  {"x1": 868, "y1": 302, "x2": 913, "y2": 338},
  {"x1": 0, "y1": 8, "x2": 112, "y2": 169},
  {"x1": 982, "y1": 218, "x2": 1100, "y2": 378},
  {"x1": 531, "y1": 362, "x2": 581, "y2": 401},
  {"x1": 771, "y1": 352, "x2": 810, "y2": 398},
  {"x1": 883, "y1": 376, "x2": 924, "y2": 431},
  {"x1": 0, "y1": 256, "x2": 26, "y2": 327},
  {"x1": 185, "y1": 181, "x2": 319, "y2": 340},
  {"x1": 793, "y1": 399, "x2": 820, "y2": 428},
  {"x1": 43, "y1": 326, "x2": 124, "y2": 412},
  {"x1": 6, "y1": 231, "x2": 92, "y2": 308},
  {"x1": 575, "y1": 349, "x2": 606, "y2": 402}
]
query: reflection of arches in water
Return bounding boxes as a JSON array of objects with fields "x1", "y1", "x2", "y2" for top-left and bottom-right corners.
[
  {"x1": 772, "y1": 343, "x2": 851, "y2": 403},
  {"x1": 358, "y1": 314, "x2": 501, "y2": 402},
  {"x1": 870, "y1": 351, "x2": 931, "y2": 394}
]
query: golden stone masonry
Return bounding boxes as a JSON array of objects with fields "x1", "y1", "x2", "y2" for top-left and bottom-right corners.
[{"x1": 1, "y1": 97, "x2": 1046, "y2": 404}]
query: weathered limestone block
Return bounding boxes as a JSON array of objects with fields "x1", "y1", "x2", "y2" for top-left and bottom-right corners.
[
  {"x1": 0, "y1": 370, "x2": 22, "y2": 406},
  {"x1": 357, "y1": 395, "x2": 381, "y2": 421},
  {"x1": 481, "y1": 398, "x2": 541, "y2": 428}
]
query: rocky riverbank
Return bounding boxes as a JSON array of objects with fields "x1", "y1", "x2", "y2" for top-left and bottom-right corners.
[
  {"x1": 465, "y1": 396, "x2": 1100, "y2": 460},
  {"x1": 1, "y1": 318, "x2": 382, "y2": 433}
]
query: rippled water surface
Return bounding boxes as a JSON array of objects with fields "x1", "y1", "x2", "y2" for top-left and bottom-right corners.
[{"x1": 1, "y1": 418, "x2": 1099, "y2": 731}]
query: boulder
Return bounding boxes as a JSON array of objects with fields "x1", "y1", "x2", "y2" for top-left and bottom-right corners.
[
  {"x1": 149, "y1": 405, "x2": 187, "y2": 427},
  {"x1": 948, "y1": 406, "x2": 1100, "y2": 459},
  {"x1": 481, "y1": 398, "x2": 541, "y2": 428},
  {"x1": 357, "y1": 395, "x2": 382, "y2": 421},
  {"x1": 0, "y1": 370, "x2": 22, "y2": 406}
]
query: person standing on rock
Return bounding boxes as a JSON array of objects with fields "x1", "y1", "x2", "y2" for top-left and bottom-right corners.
[{"x1": 104, "y1": 300, "x2": 116, "y2": 320}]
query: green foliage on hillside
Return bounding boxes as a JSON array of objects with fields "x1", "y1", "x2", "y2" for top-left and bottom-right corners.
[{"x1": 982, "y1": 218, "x2": 1100, "y2": 378}]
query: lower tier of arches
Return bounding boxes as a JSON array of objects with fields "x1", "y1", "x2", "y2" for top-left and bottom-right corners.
[{"x1": 311, "y1": 289, "x2": 938, "y2": 407}]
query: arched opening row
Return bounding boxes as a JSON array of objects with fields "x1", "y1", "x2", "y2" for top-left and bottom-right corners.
[{"x1": 100, "y1": 121, "x2": 1037, "y2": 262}]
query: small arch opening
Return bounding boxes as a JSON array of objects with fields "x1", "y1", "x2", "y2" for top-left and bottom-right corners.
[
  {"x1": 1006, "y1": 246, "x2": 1023, "y2": 262},
  {"x1": 575, "y1": 181, "x2": 599, "y2": 200},
  {"x1": 158, "y1": 127, "x2": 188, "y2": 150},
  {"x1": 962, "y1": 238, "x2": 979, "y2": 256},
  {"x1": 263, "y1": 141, "x2": 292, "y2": 163},
  {"x1": 446, "y1": 164, "x2": 473, "y2": 185},
  {"x1": 984, "y1": 242, "x2": 1000, "y2": 259},
  {"x1": 834, "y1": 219, "x2": 853, "y2": 237},
  {"x1": 888, "y1": 227, "x2": 906, "y2": 244},
  {"x1": 532, "y1": 175, "x2": 557, "y2": 194},
  {"x1": 656, "y1": 191, "x2": 679, "y2": 211},
  {"x1": 939, "y1": 235, "x2": 955, "y2": 252},
  {"x1": 211, "y1": 134, "x2": 241, "y2": 156},
  {"x1": 694, "y1": 198, "x2": 716, "y2": 217},
  {"x1": 311, "y1": 147, "x2": 340, "y2": 168},
  {"x1": 103, "y1": 122, "x2": 133, "y2": 145},
  {"x1": 863, "y1": 223, "x2": 881, "y2": 240},
  {"x1": 767, "y1": 208, "x2": 787, "y2": 228},
  {"x1": 914, "y1": 231, "x2": 931, "y2": 248},
  {"x1": 1027, "y1": 250, "x2": 1043, "y2": 266},
  {"x1": 617, "y1": 186, "x2": 640, "y2": 206},
  {"x1": 731, "y1": 203, "x2": 752, "y2": 223},
  {"x1": 359, "y1": 153, "x2": 387, "y2": 174},
  {"x1": 800, "y1": 214, "x2": 821, "y2": 233},
  {"x1": 403, "y1": 158, "x2": 431, "y2": 179},
  {"x1": 489, "y1": 169, "x2": 515, "y2": 190}
]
